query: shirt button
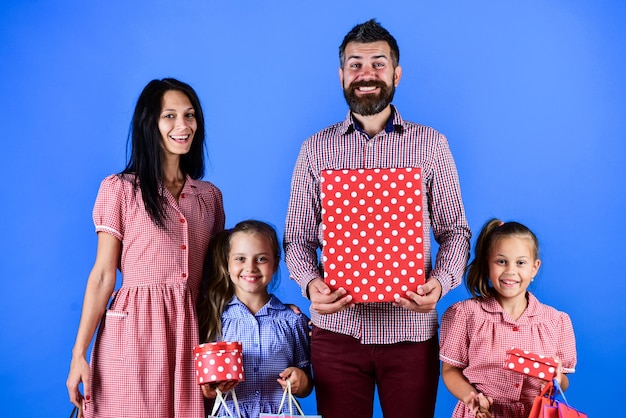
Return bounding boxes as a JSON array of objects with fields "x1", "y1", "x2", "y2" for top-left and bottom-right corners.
[
  {"x1": 515, "y1": 383, "x2": 520, "y2": 388},
  {"x1": 180, "y1": 193, "x2": 185, "y2": 199},
  {"x1": 253, "y1": 367, "x2": 259, "y2": 372},
  {"x1": 512, "y1": 326, "x2": 519, "y2": 331},
  {"x1": 182, "y1": 273, "x2": 187, "y2": 278},
  {"x1": 255, "y1": 390, "x2": 260, "y2": 396},
  {"x1": 181, "y1": 244, "x2": 187, "y2": 250},
  {"x1": 180, "y1": 218, "x2": 186, "y2": 223}
]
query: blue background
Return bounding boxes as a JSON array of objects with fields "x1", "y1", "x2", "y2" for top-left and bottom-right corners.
[{"x1": 1, "y1": 1, "x2": 624, "y2": 416}]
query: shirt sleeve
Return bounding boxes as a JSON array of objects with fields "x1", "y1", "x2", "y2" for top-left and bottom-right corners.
[
  {"x1": 427, "y1": 133, "x2": 471, "y2": 297},
  {"x1": 439, "y1": 302, "x2": 470, "y2": 368},
  {"x1": 284, "y1": 142, "x2": 323, "y2": 296},
  {"x1": 92, "y1": 174, "x2": 127, "y2": 241}
]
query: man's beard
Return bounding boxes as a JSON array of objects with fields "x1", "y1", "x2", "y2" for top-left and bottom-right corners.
[{"x1": 343, "y1": 80, "x2": 395, "y2": 116}]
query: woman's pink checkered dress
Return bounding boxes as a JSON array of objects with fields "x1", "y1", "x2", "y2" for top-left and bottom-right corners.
[{"x1": 84, "y1": 174, "x2": 224, "y2": 418}]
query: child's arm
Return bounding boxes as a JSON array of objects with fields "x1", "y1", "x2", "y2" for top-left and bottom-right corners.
[
  {"x1": 278, "y1": 366, "x2": 314, "y2": 398},
  {"x1": 442, "y1": 362, "x2": 493, "y2": 418},
  {"x1": 555, "y1": 357, "x2": 570, "y2": 391}
]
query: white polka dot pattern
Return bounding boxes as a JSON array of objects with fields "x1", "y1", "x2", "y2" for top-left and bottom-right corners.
[
  {"x1": 503, "y1": 348, "x2": 557, "y2": 381},
  {"x1": 193, "y1": 342, "x2": 245, "y2": 384},
  {"x1": 321, "y1": 168, "x2": 425, "y2": 302}
]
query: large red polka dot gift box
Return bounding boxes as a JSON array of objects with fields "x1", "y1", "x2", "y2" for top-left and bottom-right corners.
[
  {"x1": 321, "y1": 168, "x2": 425, "y2": 303},
  {"x1": 503, "y1": 348, "x2": 558, "y2": 380},
  {"x1": 193, "y1": 341, "x2": 244, "y2": 384}
]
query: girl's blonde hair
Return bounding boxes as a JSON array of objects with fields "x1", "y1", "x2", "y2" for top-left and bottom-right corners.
[{"x1": 466, "y1": 218, "x2": 539, "y2": 299}]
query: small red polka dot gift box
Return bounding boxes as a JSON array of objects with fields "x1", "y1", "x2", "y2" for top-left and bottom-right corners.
[
  {"x1": 193, "y1": 341, "x2": 244, "y2": 384},
  {"x1": 503, "y1": 348, "x2": 558, "y2": 380},
  {"x1": 321, "y1": 168, "x2": 425, "y2": 303}
]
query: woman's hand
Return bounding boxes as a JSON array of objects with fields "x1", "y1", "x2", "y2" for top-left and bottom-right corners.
[{"x1": 67, "y1": 355, "x2": 90, "y2": 410}]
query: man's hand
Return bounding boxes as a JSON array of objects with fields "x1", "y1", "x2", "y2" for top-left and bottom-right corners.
[
  {"x1": 394, "y1": 278, "x2": 442, "y2": 313},
  {"x1": 307, "y1": 278, "x2": 353, "y2": 314}
]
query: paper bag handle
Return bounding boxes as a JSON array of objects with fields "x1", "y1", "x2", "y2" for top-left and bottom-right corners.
[
  {"x1": 277, "y1": 380, "x2": 306, "y2": 417},
  {"x1": 211, "y1": 388, "x2": 242, "y2": 418}
]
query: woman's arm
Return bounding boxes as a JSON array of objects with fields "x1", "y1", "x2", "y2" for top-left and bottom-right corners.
[{"x1": 66, "y1": 232, "x2": 120, "y2": 408}]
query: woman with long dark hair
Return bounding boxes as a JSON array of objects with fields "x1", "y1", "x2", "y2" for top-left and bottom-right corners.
[{"x1": 67, "y1": 78, "x2": 225, "y2": 418}]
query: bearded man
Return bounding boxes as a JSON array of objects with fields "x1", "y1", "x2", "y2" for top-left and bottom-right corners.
[{"x1": 284, "y1": 19, "x2": 471, "y2": 418}]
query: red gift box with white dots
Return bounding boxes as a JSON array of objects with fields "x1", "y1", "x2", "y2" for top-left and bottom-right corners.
[
  {"x1": 193, "y1": 341, "x2": 245, "y2": 384},
  {"x1": 321, "y1": 168, "x2": 425, "y2": 303},
  {"x1": 503, "y1": 348, "x2": 557, "y2": 381}
]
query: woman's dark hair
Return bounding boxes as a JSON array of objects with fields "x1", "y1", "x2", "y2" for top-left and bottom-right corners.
[
  {"x1": 198, "y1": 220, "x2": 281, "y2": 342},
  {"x1": 466, "y1": 218, "x2": 539, "y2": 299},
  {"x1": 121, "y1": 78, "x2": 206, "y2": 228}
]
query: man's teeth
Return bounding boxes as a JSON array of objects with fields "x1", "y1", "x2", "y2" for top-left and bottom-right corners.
[{"x1": 358, "y1": 86, "x2": 377, "y2": 91}]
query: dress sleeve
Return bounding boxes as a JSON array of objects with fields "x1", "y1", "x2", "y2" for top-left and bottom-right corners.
[
  {"x1": 292, "y1": 313, "x2": 312, "y2": 369},
  {"x1": 92, "y1": 174, "x2": 128, "y2": 241},
  {"x1": 439, "y1": 301, "x2": 471, "y2": 368},
  {"x1": 556, "y1": 312, "x2": 577, "y2": 373},
  {"x1": 202, "y1": 182, "x2": 225, "y2": 238}
]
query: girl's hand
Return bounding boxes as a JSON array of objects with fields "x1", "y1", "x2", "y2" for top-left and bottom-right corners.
[
  {"x1": 67, "y1": 355, "x2": 90, "y2": 410},
  {"x1": 278, "y1": 367, "x2": 312, "y2": 397},
  {"x1": 553, "y1": 356, "x2": 570, "y2": 391},
  {"x1": 463, "y1": 391, "x2": 493, "y2": 418},
  {"x1": 201, "y1": 380, "x2": 238, "y2": 398}
]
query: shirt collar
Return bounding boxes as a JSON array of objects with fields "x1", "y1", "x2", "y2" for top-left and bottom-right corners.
[
  {"x1": 340, "y1": 105, "x2": 405, "y2": 136},
  {"x1": 157, "y1": 173, "x2": 196, "y2": 197},
  {"x1": 226, "y1": 294, "x2": 285, "y2": 316},
  {"x1": 480, "y1": 292, "x2": 542, "y2": 322}
]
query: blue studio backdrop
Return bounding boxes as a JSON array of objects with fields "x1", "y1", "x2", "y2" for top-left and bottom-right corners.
[{"x1": 1, "y1": 1, "x2": 624, "y2": 416}]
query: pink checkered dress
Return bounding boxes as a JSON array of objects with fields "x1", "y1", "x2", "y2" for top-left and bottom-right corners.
[
  {"x1": 440, "y1": 293, "x2": 577, "y2": 418},
  {"x1": 84, "y1": 174, "x2": 224, "y2": 418}
]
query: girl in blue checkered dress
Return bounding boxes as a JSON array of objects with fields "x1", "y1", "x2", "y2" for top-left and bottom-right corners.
[{"x1": 198, "y1": 220, "x2": 314, "y2": 418}]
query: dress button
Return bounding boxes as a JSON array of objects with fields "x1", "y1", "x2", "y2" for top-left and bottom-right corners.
[
  {"x1": 181, "y1": 244, "x2": 187, "y2": 250},
  {"x1": 512, "y1": 326, "x2": 519, "y2": 331}
]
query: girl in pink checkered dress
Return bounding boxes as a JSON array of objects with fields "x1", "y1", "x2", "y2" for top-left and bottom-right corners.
[
  {"x1": 66, "y1": 78, "x2": 225, "y2": 418},
  {"x1": 440, "y1": 219, "x2": 577, "y2": 418}
]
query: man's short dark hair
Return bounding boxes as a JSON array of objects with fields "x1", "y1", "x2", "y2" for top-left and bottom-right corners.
[{"x1": 339, "y1": 19, "x2": 400, "y2": 67}]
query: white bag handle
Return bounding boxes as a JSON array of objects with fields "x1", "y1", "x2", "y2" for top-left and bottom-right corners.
[
  {"x1": 276, "y1": 380, "x2": 306, "y2": 417},
  {"x1": 210, "y1": 388, "x2": 242, "y2": 418}
]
